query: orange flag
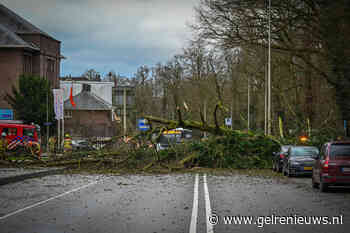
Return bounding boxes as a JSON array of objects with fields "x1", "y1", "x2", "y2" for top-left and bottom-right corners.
[{"x1": 70, "y1": 85, "x2": 76, "y2": 107}]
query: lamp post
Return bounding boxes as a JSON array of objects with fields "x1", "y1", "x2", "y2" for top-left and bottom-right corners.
[{"x1": 267, "y1": 0, "x2": 272, "y2": 135}]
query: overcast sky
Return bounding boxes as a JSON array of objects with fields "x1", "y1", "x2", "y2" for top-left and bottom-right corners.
[{"x1": 1, "y1": 0, "x2": 199, "y2": 78}]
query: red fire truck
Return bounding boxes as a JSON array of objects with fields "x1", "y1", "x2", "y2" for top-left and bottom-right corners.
[{"x1": 0, "y1": 121, "x2": 41, "y2": 157}]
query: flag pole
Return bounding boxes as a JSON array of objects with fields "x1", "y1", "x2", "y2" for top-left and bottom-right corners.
[{"x1": 57, "y1": 114, "x2": 60, "y2": 152}]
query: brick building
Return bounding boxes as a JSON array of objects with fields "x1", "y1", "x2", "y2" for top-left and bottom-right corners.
[
  {"x1": 0, "y1": 3, "x2": 62, "y2": 117},
  {"x1": 61, "y1": 80, "x2": 115, "y2": 137}
]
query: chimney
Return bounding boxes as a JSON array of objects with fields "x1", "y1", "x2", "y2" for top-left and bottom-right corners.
[{"x1": 82, "y1": 83, "x2": 91, "y2": 92}]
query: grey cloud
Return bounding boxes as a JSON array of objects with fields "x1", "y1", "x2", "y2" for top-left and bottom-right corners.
[{"x1": 1, "y1": 0, "x2": 199, "y2": 77}]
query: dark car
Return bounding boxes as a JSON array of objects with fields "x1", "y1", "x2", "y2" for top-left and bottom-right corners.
[
  {"x1": 272, "y1": 145, "x2": 292, "y2": 172},
  {"x1": 312, "y1": 141, "x2": 350, "y2": 192},
  {"x1": 282, "y1": 146, "x2": 319, "y2": 177}
]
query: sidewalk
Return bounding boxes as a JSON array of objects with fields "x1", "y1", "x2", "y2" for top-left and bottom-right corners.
[{"x1": 0, "y1": 167, "x2": 67, "y2": 186}]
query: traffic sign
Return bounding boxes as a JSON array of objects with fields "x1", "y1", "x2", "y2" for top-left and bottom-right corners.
[
  {"x1": 138, "y1": 118, "x2": 150, "y2": 131},
  {"x1": 225, "y1": 118, "x2": 232, "y2": 126}
]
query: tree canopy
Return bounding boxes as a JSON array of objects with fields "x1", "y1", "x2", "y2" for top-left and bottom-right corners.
[
  {"x1": 192, "y1": 0, "x2": 350, "y2": 122},
  {"x1": 5, "y1": 75, "x2": 55, "y2": 128}
]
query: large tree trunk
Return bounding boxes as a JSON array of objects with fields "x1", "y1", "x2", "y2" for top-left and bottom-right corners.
[{"x1": 143, "y1": 115, "x2": 232, "y2": 135}]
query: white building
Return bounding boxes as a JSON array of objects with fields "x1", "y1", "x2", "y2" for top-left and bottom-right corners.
[{"x1": 60, "y1": 80, "x2": 114, "y2": 106}]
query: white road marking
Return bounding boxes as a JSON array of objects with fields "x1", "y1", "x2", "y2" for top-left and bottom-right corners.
[
  {"x1": 0, "y1": 179, "x2": 101, "y2": 220},
  {"x1": 204, "y1": 174, "x2": 214, "y2": 233},
  {"x1": 189, "y1": 173, "x2": 199, "y2": 233}
]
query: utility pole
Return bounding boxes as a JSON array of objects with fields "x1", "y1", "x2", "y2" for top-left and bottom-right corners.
[
  {"x1": 267, "y1": 0, "x2": 272, "y2": 135},
  {"x1": 123, "y1": 87, "x2": 127, "y2": 138},
  {"x1": 265, "y1": 68, "x2": 268, "y2": 134}
]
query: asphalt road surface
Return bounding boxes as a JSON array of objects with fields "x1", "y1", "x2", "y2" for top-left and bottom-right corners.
[{"x1": 0, "y1": 173, "x2": 350, "y2": 233}]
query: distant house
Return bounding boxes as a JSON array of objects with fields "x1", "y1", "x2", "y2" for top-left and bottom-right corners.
[
  {"x1": 0, "y1": 3, "x2": 63, "y2": 119},
  {"x1": 60, "y1": 80, "x2": 115, "y2": 137}
]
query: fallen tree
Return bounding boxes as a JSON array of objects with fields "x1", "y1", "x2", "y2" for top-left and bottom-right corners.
[{"x1": 1, "y1": 110, "x2": 281, "y2": 171}]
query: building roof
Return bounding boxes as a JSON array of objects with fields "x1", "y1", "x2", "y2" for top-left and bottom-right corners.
[
  {"x1": 0, "y1": 24, "x2": 39, "y2": 50},
  {"x1": 0, "y1": 3, "x2": 59, "y2": 48},
  {"x1": 64, "y1": 91, "x2": 112, "y2": 111}
]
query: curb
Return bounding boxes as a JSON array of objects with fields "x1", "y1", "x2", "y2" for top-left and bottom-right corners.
[{"x1": 0, "y1": 167, "x2": 67, "y2": 186}]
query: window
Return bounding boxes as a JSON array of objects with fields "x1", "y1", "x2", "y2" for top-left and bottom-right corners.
[
  {"x1": 23, "y1": 54, "x2": 33, "y2": 74},
  {"x1": 23, "y1": 128, "x2": 34, "y2": 137},
  {"x1": 64, "y1": 110, "x2": 72, "y2": 119},
  {"x1": 330, "y1": 144, "x2": 350, "y2": 157},
  {"x1": 291, "y1": 147, "x2": 319, "y2": 156},
  {"x1": 47, "y1": 59, "x2": 55, "y2": 73},
  {"x1": 2, "y1": 127, "x2": 17, "y2": 136}
]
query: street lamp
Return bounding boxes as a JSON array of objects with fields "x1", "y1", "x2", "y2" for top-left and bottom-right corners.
[{"x1": 267, "y1": 0, "x2": 272, "y2": 135}]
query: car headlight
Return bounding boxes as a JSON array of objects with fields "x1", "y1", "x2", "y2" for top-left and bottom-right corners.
[{"x1": 290, "y1": 161, "x2": 300, "y2": 165}]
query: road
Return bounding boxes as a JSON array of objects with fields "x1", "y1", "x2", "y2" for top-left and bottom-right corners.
[{"x1": 0, "y1": 173, "x2": 350, "y2": 233}]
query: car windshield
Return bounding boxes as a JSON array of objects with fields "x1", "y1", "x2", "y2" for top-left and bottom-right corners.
[
  {"x1": 330, "y1": 144, "x2": 350, "y2": 157},
  {"x1": 291, "y1": 147, "x2": 319, "y2": 157},
  {"x1": 159, "y1": 134, "x2": 182, "y2": 144},
  {"x1": 23, "y1": 128, "x2": 34, "y2": 137},
  {"x1": 281, "y1": 146, "x2": 291, "y2": 152}
]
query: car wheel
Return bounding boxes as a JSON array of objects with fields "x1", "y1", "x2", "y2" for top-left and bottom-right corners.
[
  {"x1": 319, "y1": 178, "x2": 329, "y2": 192},
  {"x1": 312, "y1": 176, "x2": 319, "y2": 189}
]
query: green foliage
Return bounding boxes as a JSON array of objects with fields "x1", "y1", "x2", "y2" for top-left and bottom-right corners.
[
  {"x1": 141, "y1": 130, "x2": 280, "y2": 169},
  {"x1": 5, "y1": 75, "x2": 55, "y2": 128},
  {"x1": 186, "y1": 131, "x2": 280, "y2": 169}
]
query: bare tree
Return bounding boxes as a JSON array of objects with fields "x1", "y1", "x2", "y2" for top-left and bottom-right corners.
[{"x1": 192, "y1": 0, "x2": 350, "y2": 132}]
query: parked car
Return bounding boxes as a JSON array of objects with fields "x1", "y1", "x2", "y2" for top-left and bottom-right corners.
[
  {"x1": 312, "y1": 141, "x2": 350, "y2": 192},
  {"x1": 272, "y1": 145, "x2": 292, "y2": 172},
  {"x1": 71, "y1": 139, "x2": 94, "y2": 151},
  {"x1": 282, "y1": 146, "x2": 319, "y2": 177}
]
